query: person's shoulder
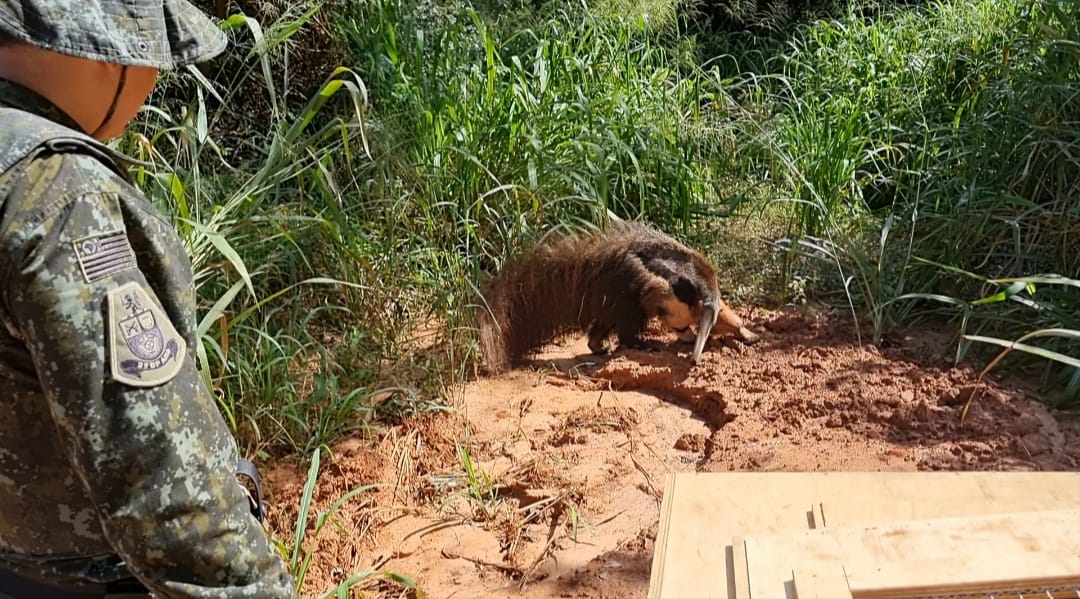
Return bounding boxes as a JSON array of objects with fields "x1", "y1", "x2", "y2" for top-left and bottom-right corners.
[
  {"x1": 0, "y1": 107, "x2": 128, "y2": 193},
  {"x1": 6, "y1": 150, "x2": 131, "y2": 215},
  {"x1": 0, "y1": 150, "x2": 144, "y2": 263},
  {"x1": 0, "y1": 102, "x2": 74, "y2": 143},
  {"x1": 35, "y1": 151, "x2": 129, "y2": 192}
]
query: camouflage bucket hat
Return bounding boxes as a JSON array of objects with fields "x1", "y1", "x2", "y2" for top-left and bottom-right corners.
[{"x1": 0, "y1": 0, "x2": 227, "y2": 70}]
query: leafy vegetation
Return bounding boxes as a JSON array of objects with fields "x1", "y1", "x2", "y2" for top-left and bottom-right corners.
[
  {"x1": 129, "y1": 0, "x2": 1076, "y2": 495},
  {"x1": 750, "y1": 0, "x2": 1080, "y2": 403}
]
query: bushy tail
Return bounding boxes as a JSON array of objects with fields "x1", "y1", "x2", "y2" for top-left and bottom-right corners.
[{"x1": 476, "y1": 229, "x2": 604, "y2": 373}]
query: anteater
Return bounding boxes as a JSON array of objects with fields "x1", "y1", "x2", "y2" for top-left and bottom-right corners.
[{"x1": 476, "y1": 219, "x2": 759, "y2": 373}]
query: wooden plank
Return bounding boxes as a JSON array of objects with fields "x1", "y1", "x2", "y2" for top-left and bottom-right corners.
[
  {"x1": 791, "y1": 567, "x2": 852, "y2": 599},
  {"x1": 646, "y1": 475, "x2": 678, "y2": 599},
  {"x1": 810, "y1": 503, "x2": 826, "y2": 529},
  {"x1": 730, "y1": 537, "x2": 750, "y2": 599},
  {"x1": 742, "y1": 509, "x2": 1080, "y2": 599},
  {"x1": 847, "y1": 553, "x2": 1080, "y2": 599},
  {"x1": 818, "y1": 473, "x2": 1080, "y2": 529},
  {"x1": 648, "y1": 473, "x2": 823, "y2": 599},
  {"x1": 647, "y1": 472, "x2": 1080, "y2": 599}
]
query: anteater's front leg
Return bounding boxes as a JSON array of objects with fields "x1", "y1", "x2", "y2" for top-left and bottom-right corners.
[{"x1": 613, "y1": 300, "x2": 648, "y2": 351}]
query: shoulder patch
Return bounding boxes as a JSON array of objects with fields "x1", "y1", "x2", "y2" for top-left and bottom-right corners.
[
  {"x1": 73, "y1": 230, "x2": 137, "y2": 283},
  {"x1": 107, "y1": 282, "x2": 186, "y2": 387}
]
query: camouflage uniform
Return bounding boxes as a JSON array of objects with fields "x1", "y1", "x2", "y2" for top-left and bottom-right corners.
[{"x1": 0, "y1": 2, "x2": 297, "y2": 598}]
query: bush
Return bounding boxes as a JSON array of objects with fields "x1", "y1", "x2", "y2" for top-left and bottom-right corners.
[{"x1": 736, "y1": 0, "x2": 1080, "y2": 401}]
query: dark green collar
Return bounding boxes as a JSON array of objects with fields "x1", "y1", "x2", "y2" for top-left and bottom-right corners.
[{"x1": 0, "y1": 77, "x2": 154, "y2": 173}]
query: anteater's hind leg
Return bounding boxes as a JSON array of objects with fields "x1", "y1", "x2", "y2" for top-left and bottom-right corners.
[
  {"x1": 587, "y1": 320, "x2": 614, "y2": 355},
  {"x1": 585, "y1": 302, "x2": 644, "y2": 354}
]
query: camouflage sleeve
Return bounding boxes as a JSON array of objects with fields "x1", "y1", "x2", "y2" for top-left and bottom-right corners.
[{"x1": 1, "y1": 153, "x2": 298, "y2": 599}]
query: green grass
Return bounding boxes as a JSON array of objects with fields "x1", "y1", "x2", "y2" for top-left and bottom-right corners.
[
  {"x1": 338, "y1": 0, "x2": 736, "y2": 239},
  {"x1": 742, "y1": 0, "x2": 1080, "y2": 398},
  {"x1": 127, "y1": 0, "x2": 1079, "y2": 456}
]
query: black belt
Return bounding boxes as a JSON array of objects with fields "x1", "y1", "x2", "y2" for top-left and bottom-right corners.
[{"x1": 0, "y1": 458, "x2": 268, "y2": 598}]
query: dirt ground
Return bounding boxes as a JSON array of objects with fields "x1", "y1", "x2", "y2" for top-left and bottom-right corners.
[{"x1": 261, "y1": 303, "x2": 1080, "y2": 599}]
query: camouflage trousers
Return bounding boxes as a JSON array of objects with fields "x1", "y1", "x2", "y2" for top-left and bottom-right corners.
[
  {"x1": 0, "y1": 459, "x2": 267, "y2": 598},
  {"x1": 0, "y1": 565, "x2": 149, "y2": 598}
]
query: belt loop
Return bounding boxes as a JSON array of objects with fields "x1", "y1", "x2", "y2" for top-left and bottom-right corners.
[{"x1": 235, "y1": 458, "x2": 267, "y2": 524}]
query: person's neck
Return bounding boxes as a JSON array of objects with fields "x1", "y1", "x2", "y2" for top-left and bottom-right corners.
[
  {"x1": 0, "y1": 46, "x2": 112, "y2": 135},
  {"x1": 0, "y1": 77, "x2": 83, "y2": 131}
]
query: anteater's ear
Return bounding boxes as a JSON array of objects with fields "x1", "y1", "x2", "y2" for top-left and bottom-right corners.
[{"x1": 671, "y1": 276, "x2": 700, "y2": 306}]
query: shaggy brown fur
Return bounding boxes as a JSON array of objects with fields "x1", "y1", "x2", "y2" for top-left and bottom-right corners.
[{"x1": 476, "y1": 220, "x2": 759, "y2": 373}]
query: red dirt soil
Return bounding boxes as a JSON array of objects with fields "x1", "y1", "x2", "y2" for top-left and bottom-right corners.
[{"x1": 260, "y1": 304, "x2": 1080, "y2": 599}]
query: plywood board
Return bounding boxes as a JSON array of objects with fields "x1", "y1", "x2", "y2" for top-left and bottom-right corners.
[
  {"x1": 647, "y1": 472, "x2": 1080, "y2": 599},
  {"x1": 744, "y1": 509, "x2": 1080, "y2": 599},
  {"x1": 791, "y1": 567, "x2": 852, "y2": 599},
  {"x1": 731, "y1": 537, "x2": 750, "y2": 599},
  {"x1": 845, "y1": 553, "x2": 1080, "y2": 599},
  {"x1": 816, "y1": 473, "x2": 1080, "y2": 530}
]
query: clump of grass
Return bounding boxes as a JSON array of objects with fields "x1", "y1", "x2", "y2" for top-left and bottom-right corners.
[
  {"x1": 272, "y1": 446, "x2": 424, "y2": 598},
  {"x1": 337, "y1": 0, "x2": 742, "y2": 246},
  {"x1": 734, "y1": 0, "x2": 1079, "y2": 402},
  {"x1": 330, "y1": 0, "x2": 762, "y2": 381},
  {"x1": 117, "y1": 3, "x2": 414, "y2": 458}
]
